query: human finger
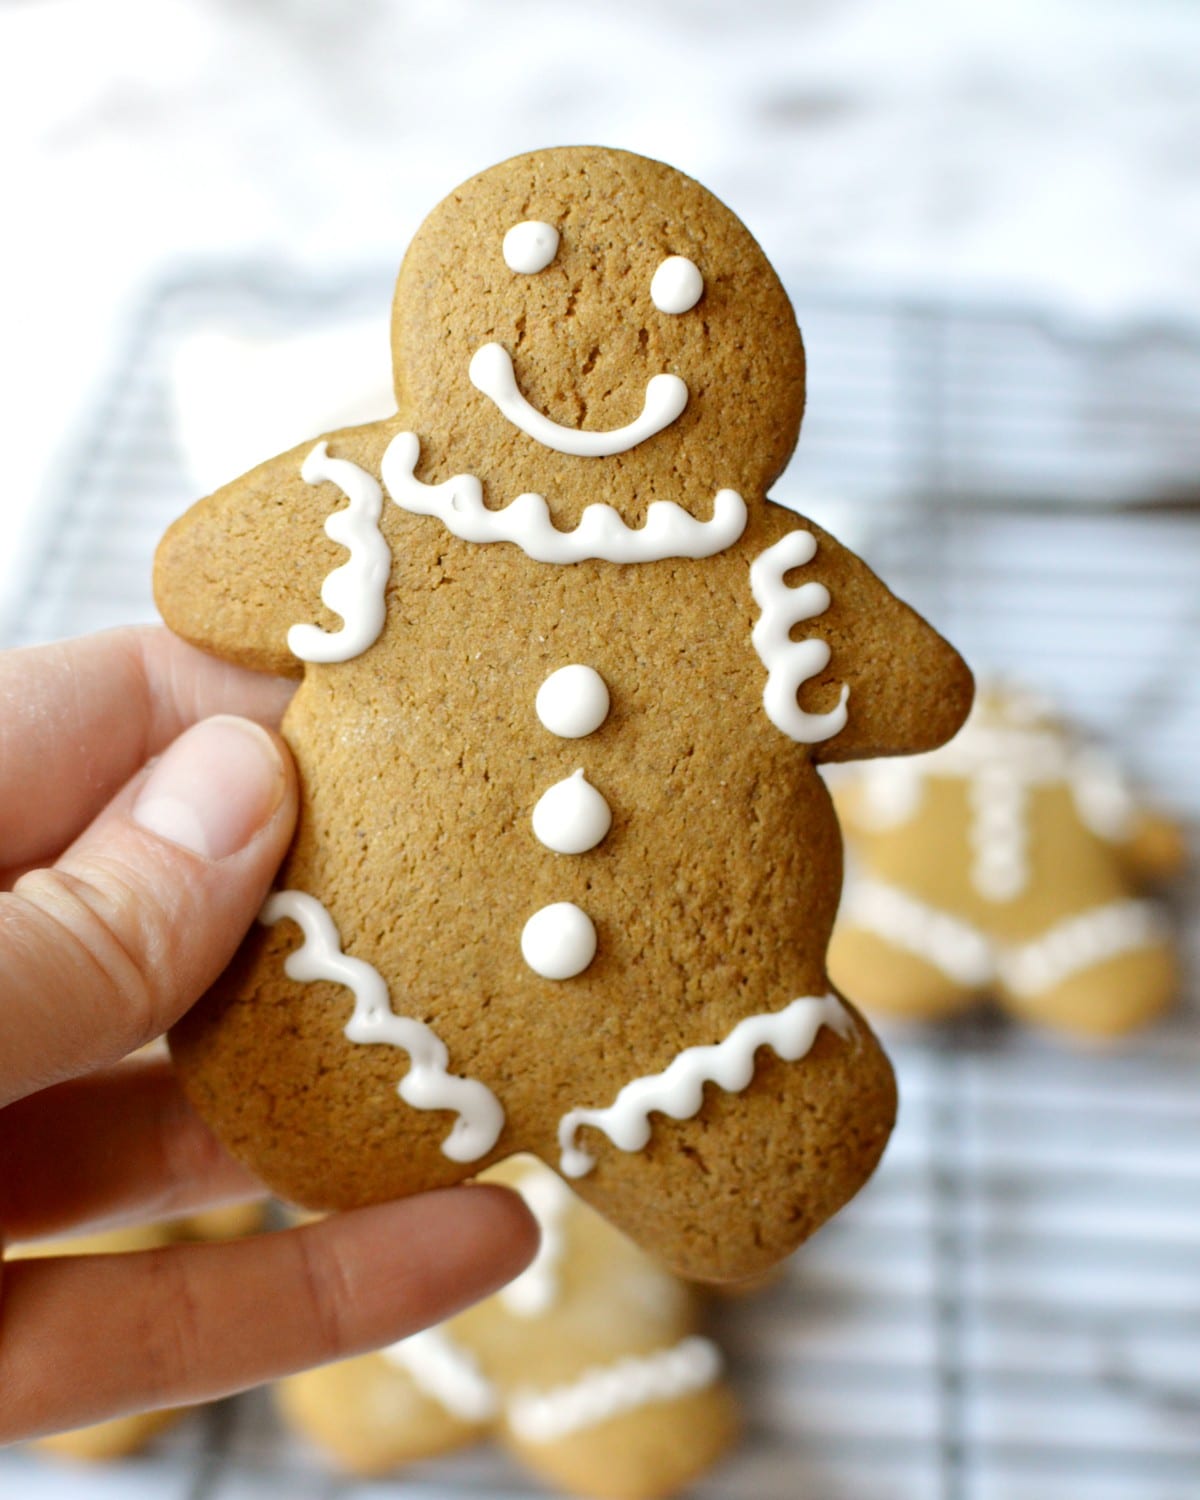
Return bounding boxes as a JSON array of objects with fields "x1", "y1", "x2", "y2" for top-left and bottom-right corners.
[
  {"x1": 0, "y1": 1185, "x2": 538, "y2": 1442},
  {"x1": 0, "y1": 625, "x2": 294, "y2": 872},
  {"x1": 0, "y1": 1057, "x2": 261, "y2": 1244},
  {"x1": 0, "y1": 714, "x2": 297, "y2": 1106}
]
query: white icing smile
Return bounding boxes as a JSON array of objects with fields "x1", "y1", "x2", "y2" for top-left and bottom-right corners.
[{"x1": 469, "y1": 342, "x2": 688, "y2": 458}]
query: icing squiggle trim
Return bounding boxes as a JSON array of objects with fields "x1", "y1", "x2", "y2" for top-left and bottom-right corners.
[
  {"x1": 469, "y1": 342, "x2": 688, "y2": 458},
  {"x1": 381, "y1": 433, "x2": 746, "y2": 565},
  {"x1": 840, "y1": 877, "x2": 995, "y2": 986},
  {"x1": 500, "y1": 1167, "x2": 575, "y2": 1318},
  {"x1": 381, "y1": 1328, "x2": 498, "y2": 1424},
  {"x1": 506, "y1": 1336, "x2": 722, "y2": 1443},
  {"x1": 1001, "y1": 899, "x2": 1168, "y2": 997},
  {"x1": 840, "y1": 878, "x2": 1169, "y2": 997},
  {"x1": 557, "y1": 993, "x2": 850, "y2": 1178},
  {"x1": 287, "y1": 442, "x2": 391, "y2": 664},
  {"x1": 750, "y1": 530, "x2": 849, "y2": 744},
  {"x1": 260, "y1": 891, "x2": 504, "y2": 1162}
]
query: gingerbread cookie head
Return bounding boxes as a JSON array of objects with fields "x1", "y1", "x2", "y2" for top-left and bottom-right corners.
[
  {"x1": 158, "y1": 146, "x2": 973, "y2": 1283},
  {"x1": 390, "y1": 146, "x2": 805, "y2": 531},
  {"x1": 829, "y1": 686, "x2": 1183, "y2": 1038}
]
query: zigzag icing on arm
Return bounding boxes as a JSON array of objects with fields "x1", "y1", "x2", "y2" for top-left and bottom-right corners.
[
  {"x1": 287, "y1": 442, "x2": 391, "y2": 663},
  {"x1": 506, "y1": 1336, "x2": 723, "y2": 1444},
  {"x1": 260, "y1": 891, "x2": 504, "y2": 1162},
  {"x1": 380, "y1": 432, "x2": 746, "y2": 564},
  {"x1": 557, "y1": 993, "x2": 851, "y2": 1178},
  {"x1": 750, "y1": 529, "x2": 849, "y2": 743}
]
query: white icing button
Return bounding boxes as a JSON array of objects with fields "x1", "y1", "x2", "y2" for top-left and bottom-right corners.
[
  {"x1": 503, "y1": 220, "x2": 559, "y2": 274},
  {"x1": 521, "y1": 902, "x2": 597, "y2": 980},
  {"x1": 532, "y1": 770, "x2": 612, "y2": 854},
  {"x1": 650, "y1": 255, "x2": 703, "y2": 314},
  {"x1": 535, "y1": 665, "x2": 610, "y2": 738}
]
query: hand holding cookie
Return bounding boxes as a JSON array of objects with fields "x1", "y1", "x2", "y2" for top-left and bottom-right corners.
[{"x1": 0, "y1": 626, "x2": 536, "y2": 1443}]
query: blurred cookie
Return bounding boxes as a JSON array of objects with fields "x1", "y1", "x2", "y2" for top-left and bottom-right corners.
[
  {"x1": 16, "y1": 1205, "x2": 264, "y2": 1462},
  {"x1": 159, "y1": 144, "x2": 972, "y2": 1279},
  {"x1": 276, "y1": 1157, "x2": 738, "y2": 1499},
  {"x1": 829, "y1": 687, "x2": 1183, "y2": 1037}
]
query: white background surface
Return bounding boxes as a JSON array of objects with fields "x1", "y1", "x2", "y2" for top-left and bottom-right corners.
[{"x1": 3, "y1": 0, "x2": 1200, "y2": 609}]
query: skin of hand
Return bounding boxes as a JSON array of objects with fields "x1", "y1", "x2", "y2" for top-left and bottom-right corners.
[{"x1": 0, "y1": 626, "x2": 538, "y2": 1445}]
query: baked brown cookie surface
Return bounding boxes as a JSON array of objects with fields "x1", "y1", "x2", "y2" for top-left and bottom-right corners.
[{"x1": 158, "y1": 146, "x2": 971, "y2": 1281}]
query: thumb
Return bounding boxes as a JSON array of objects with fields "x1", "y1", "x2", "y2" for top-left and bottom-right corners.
[{"x1": 0, "y1": 716, "x2": 297, "y2": 1106}]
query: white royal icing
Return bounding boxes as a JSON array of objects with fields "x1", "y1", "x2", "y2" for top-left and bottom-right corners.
[
  {"x1": 750, "y1": 530, "x2": 849, "y2": 745},
  {"x1": 469, "y1": 342, "x2": 688, "y2": 458},
  {"x1": 650, "y1": 255, "x2": 704, "y2": 314},
  {"x1": 381, "y1": 1328, "x2": 498, "y2": 1424},
  {"x1": 260, "y1": 891, "x2": 503, "y2": 1162},
  {"x1": 532, "y1": 770, "x2": 612, "y2": 854},
  {"x1": 503, "y1": 220, "x2": 559, "y2": 274},
  {"x1": 859, "y1": 710, "x2": 1143, "y2": 905},
  {"x1": 382, "y1": 432, "x2": 746, "y2": 564},
  {"x1": 521, "y1": 902, "x2": 597, "y2": 981},
  {"x1": 506, "y1": 1337, "x2": 722, "y2": 1444},
  {"x1": 1000, "y1": 898, "x2": 1167, "y2": 998},
  {"x1": 535, "y1": 665, "x2": 610, "y2": 738},
  {"x1": 287, "y1": 442, "x2": 391, "y2": 664},
  {"x1": 840, "y1": 876, "x2": 1168, "y2": 999},
  {"x1": 967, "y1": 760, "x2": 1029, "y2": 901},
  {"x1": 558, "y1": 993, "x2": 851, "y2": 1178},
  {"x1": 500, "y1": 1166, "x2": 575, "y2": 1318},
  {"x1": 840, "y1": 876, "x2": 995, "y2": 987}
]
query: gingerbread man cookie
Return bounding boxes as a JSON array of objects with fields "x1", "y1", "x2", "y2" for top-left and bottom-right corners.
[
  {"x1": 276, "y1": 1158, "x2": 738, "y2": 1500},
  {"x1": 157, "y1": 146, "x2": 972, "y2": 1280},
  {"x1": 829, "y1": 687, "x2": 1183, "y2": 1037}
]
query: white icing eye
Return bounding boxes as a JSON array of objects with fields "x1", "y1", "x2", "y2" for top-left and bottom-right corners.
[
  {"x1": 503, "y1": 221, "x2": 560, "y2": 274},
  {"x1": 650, "y1": 255, "x2": 703, "y2": 314}
]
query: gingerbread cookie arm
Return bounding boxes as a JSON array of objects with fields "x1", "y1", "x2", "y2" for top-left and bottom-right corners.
[
  {"x1": 1117, "y1": 808, "x2": 1188, "y2": 884},
  {"x1": 154, "y1": 422, "x2": 392, "y2": 679},
  {"x1": 753, "y1": 511, "x2": 974, "y2": 764}
]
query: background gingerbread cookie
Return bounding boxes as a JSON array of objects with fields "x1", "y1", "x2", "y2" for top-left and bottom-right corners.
[
  {"x1": 157, "y1": 146, "x2": 972, "y2": 1280},
  {"x1": 829, "y1": 686, "x2": 1184, "y2": 1037},
  {"x1": 277, "y1": 1158, "x2": 738, "y2": 1500}
]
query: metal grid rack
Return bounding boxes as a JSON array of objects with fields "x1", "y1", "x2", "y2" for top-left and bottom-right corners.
[{"x1": 2, "y1": 269, "x2": 1198, "y2": 1500}]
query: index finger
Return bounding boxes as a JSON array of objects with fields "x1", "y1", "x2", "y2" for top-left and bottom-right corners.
[{"x1": 0, "y1": 626, "x2": 294, "y2": 870}]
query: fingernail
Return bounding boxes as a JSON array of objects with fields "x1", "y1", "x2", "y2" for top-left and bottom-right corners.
[{"x1": 133, "y1": 716, "x2": 286, "y2": 860}]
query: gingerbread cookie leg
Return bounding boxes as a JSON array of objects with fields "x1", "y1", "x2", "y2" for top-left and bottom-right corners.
[
  {"x1": 500, "y1": 1353, "x2": 738, "y2": 1500},
  {"x1": 829, "y1": 877, "x2": 993, "y2": 1021},
  {"x1": 997, "y1": 899, "x2": 1178, "y2": 1039},
  {"x1": 275, "y1": 1333, "x2": 491, "y2": 1476}
]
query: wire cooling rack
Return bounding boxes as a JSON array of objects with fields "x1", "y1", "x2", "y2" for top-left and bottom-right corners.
[{"x1": 2, "y1": 269, "x2": 1198, "y2": 1500}]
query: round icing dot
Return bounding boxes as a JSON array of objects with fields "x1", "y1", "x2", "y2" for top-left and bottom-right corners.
[
  {"x1": 536, "y1": 665, "x2": 610, "y2": 739},
  {"x1": 650, "y1": 255, "x2": 703, "y2": 314},
  {"x1": 532, "y1": 770, "x2": 612, "y2": 855},
  {"x1": 503, "y1": 220, "x2": 560, "y2": 274},
  {"x1": 521, "y1": 902, "x2": 597, "y2": 980}
]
